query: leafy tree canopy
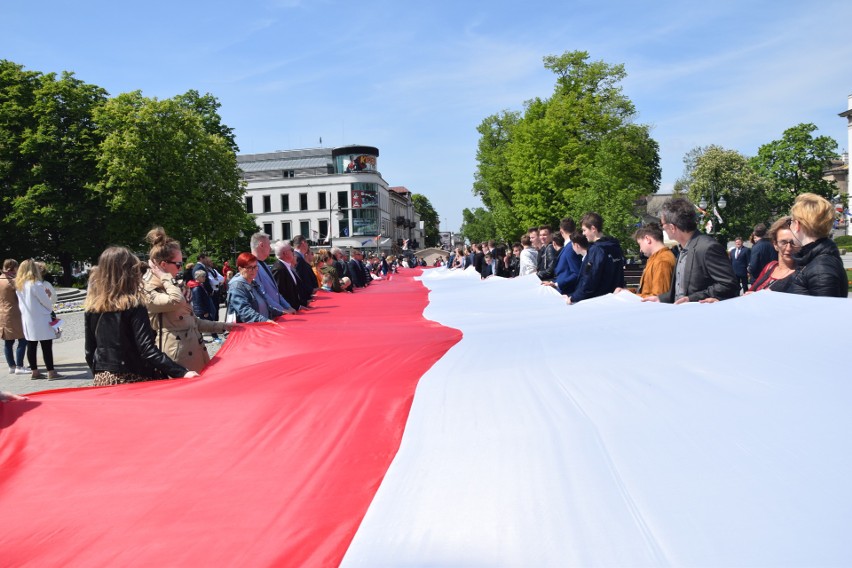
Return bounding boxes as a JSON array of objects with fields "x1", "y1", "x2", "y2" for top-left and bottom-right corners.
[
  {"x1": 0, "y1": 60, "x2": 248, "y2": 281},
  {"x1": 411, "y1": 193, "x2": 440, "y2": 247},
  {"x1": 3, "y1": 65, "x2": 108, "y2": 282},
  {"x1": 472, "y1": 51, "x2": 660, "y2": 244},
  {"x1": 751, "y1": 123, "x2": 838, "y2": 211},
  {"x1": 459, "y1": 207, "x2": 496, "y2": 244},
  {"x1": 680, "y1": 145, "x2": 773, "y2": 244}
]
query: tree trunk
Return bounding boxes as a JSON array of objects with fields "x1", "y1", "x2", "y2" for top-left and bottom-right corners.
[{"x1": 58, "y1": 251, "x2": 73, "y2": 287}]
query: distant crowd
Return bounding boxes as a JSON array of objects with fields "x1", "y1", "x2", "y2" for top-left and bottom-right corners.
[{"x1": 444, "y1": 192, "x2": 848, "y2": 305}]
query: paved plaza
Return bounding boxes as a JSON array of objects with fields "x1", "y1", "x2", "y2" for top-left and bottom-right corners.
[{"x1": 1, "y1": 304, "x2": 225, "y2": 396}]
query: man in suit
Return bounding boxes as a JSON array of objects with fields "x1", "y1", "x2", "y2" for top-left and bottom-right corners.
[
  {"x1": 271, "y1": 240, "x2": 308, "y2": 310},
  {"x1": 552, "y1": 217, "x2": 582, "y2": 294},
  {"x1": 481, "y1": 251, "x2": 505, "y2": 279},
  {"x1": 645, "y1": 198, "x2": 738, "y2": 304},
  {"x1": 348, "y1": 249, "x2": 367, "y2": 288},
  {"x1": 748, "y1": 223, "x2": 777, "y2": 284},
  {"x1": 291, "y1": 235, "x2": 318, "y2": 302},
  {"x1": 250, "y1": 232, "x2": 296, "y2": 314},
  {"x1": 729, "y1": 236, "x2": 750, "y2": 294}
]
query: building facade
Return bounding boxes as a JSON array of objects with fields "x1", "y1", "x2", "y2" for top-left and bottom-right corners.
[{"x1": 238, "y1": 145, "x2": 422, "y2": 251}]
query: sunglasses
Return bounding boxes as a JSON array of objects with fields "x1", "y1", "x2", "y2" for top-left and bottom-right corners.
[{"x1": 165, "y1": 261, "x2": 184, "y2": 268}]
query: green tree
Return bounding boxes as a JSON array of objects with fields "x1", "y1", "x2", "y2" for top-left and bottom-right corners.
[
  {"x1": 175, "y1": 90, "x2": 239, "y2": 153},
  {"x1": 473, "y1": 110, "x2": 520, "y2": 240},
  {"x1": 411, "y1": 193, "x2": 439, "y2": 247},
  {"x1": 472, "y1": 51, "x2": 660, "y2": 244},
  {"x1": 459, "y1": 207, "x2": 496, "y2": 244},
  {"x1": 5, "y1": 69, "x2": 108, "y2": 283},
  {"x1": 94, "y1": 90, "x2": 247, "y2": 251},
  {"x1": 683, "y1": 145, "x2": 772, "y2": 244},
  {"x1": 0, "y1": 60, "x2": 41, "y2": 261},
  {"x1": 573, "y1": 124, "x2": 661, "y2": 243},
  {"x1": 751, "y1": 123, "x2": 839, "y2": 211}
]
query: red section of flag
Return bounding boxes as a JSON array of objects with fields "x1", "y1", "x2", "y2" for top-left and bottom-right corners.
[{"x1": 0, "y1": 270, "x2": 461, "y2": 566}]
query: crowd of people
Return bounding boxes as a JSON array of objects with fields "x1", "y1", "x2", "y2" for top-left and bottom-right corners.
[
  {"x1": 1, "y1": 193, "x2": 847, "y2": 403},
  {"x1": 446, "y1": 193, "x2": 849, "y2": 305},
  {"x1": 0, "y1": 228, "x2": 410, "y2": 399}
]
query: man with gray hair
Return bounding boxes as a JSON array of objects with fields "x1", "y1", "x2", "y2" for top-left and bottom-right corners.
[
  {"x1": 271, "y1": 240, "x2": 308, "y2": 310},
  {"x1": 645, "y1": 198, "x2": 738, "y2": 304},
  {"x1": 250, "y1": 232, "x2": 295, "y2": 314}
]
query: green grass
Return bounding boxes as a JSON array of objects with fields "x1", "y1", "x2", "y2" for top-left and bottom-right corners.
[{"x1": 834, "y1": 235, "x2": 852, "y2": 248}]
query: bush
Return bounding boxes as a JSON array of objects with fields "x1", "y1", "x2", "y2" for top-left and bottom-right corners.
[{"x1": 833, "y1": 235, "x2": 852, "y2": 247}]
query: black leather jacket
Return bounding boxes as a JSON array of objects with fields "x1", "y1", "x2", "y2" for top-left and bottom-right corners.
[
  {"x1": 85, "y1": 304, "x2": 188, "y2": 378},
  {"x1": 789, "y1": 238, "x2": 848, "y2": 298},
  {"x1": 536, "y1": 243, "x2": 557, "y2": 280}
]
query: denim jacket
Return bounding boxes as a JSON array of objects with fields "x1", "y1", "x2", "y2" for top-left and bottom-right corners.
[{"x1": 226, "y1": 275, "x2": 283, "y2": 323}]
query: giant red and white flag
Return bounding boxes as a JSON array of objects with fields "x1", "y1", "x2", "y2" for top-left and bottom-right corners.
[{"x1": 1, "y1": 267, "x2": 850, "y2": 566}]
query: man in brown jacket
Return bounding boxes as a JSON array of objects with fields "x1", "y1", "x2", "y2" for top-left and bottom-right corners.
[{"x1": 633, "y1": 223, "x2": 676, "y2": 298}]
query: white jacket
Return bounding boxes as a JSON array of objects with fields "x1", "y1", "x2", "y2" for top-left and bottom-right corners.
[{"x1": 16, "y1": 281, "x2": 54, "y2": 341}]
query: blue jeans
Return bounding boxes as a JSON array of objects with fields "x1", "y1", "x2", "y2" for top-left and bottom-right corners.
[{"x1": 4, "y1": 338, "x2": 27, "y2": 368}]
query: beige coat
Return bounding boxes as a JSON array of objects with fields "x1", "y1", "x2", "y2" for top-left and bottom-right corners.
[
  {"x1": 142, "y1": 272, "x2": 226, "y2": 373},
  {"x1": 0, "y1": 274, "x2": 25, "y2": 340}
]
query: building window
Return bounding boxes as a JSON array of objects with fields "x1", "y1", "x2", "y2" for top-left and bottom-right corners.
[
  {"x1": 281, "y1": 194, "x2": 290, "y2": 212},
  {"x1": 337, "y1": 190, "x2": 348, "y2": 209},
  {"x1": 263, "y1": 223, "x2": 273, "y2": 238},
  {"x1": 299, "y1": 193, "x2": 308, "y2": 211},
  {"x1": 300, "y1": 220, "x2": 310, "y2": 240},
  {"x1": 339, "y1": 211, "x2": 349, "y2": 238},
  {"x1": 245, "y1": 196, "x2": 253, "y2": 213},
  {"x1": 262, "y1": 195, "x2": 271, "y2": 213},
  {"x1": 319, "y1": 219, "x2": 328, "y2": 243},
  {"x1": 318, "y1": 192, "x2": 327, "y2": 210},
  {"x1": 281, "y1": 221, "x2": 291, "y2": 241},
  {"x1": 351, "y1": 208, "x2": 378, "y2": 236},
  {"x1": 282, "y1": 170, "x2": 295, "y2": 178}
]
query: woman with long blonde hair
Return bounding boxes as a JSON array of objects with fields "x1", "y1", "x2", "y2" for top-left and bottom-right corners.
[
  {"x1": 15, "y1": 259, "x2": 59, "y2": 379},
  {"x1": 84, "y1": 246, "x2": 197, "y2": 386}
]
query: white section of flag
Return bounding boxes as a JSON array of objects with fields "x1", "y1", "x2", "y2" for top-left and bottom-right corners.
[{"x1": 343, "y1": 267, "x2": 852, "y2": 566}]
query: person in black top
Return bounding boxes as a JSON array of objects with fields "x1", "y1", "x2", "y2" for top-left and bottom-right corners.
[
  {"x1": 84, "y1": 246, "x2": 197, "y2": 386},
  {"x1": 787, "y1": 193, "x2": 848, "y2": 298}
]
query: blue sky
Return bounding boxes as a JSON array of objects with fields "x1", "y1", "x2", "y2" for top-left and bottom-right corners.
[{"x1": 2, "y1": 0, "x2": 850, "y2": 232}]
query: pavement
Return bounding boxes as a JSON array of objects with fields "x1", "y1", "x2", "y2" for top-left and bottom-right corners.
[{"x1": 1, "y1": 305, "x2": 226, "y2": 397}]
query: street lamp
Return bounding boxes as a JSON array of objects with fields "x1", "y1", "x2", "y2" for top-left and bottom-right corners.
[
  {"x1": 327, "y1": 192, "x2": 344, "y2": 247},
  {"x1": 699, "y1": 186, "x2": 727, "y2": 235},
  {"x1": 698, "y1": 195, "x2": 726, "y2": 211}
]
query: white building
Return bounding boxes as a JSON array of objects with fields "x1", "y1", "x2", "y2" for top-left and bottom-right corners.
[{"x1": 238, "y1": 145, "x2": 422, "y2": 251}]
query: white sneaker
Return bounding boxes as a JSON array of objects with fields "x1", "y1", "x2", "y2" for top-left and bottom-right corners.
[
  {"x1": 15, "y1": 367, "x2": 30, "y2": 375},
  {"x1": 8, "y1": 366, "x2": 14, "y2": 374}
]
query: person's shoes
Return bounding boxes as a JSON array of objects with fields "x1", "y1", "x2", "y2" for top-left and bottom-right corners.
[
  {"x1": 31, "y1": 371, "x2": 44, "y2": 380},
  {"x1": 15, "y1": 367, "x2": 31, "y2": 375},
  {"x1": 47, "y1": 371, "x2": 64, "y2": 380},
  {"x1": 8, "y1": 366, "x2": 15, "y2": 374},
  {"x1": 212, "y1": 337, "x2": 224, "y2": 345}
]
